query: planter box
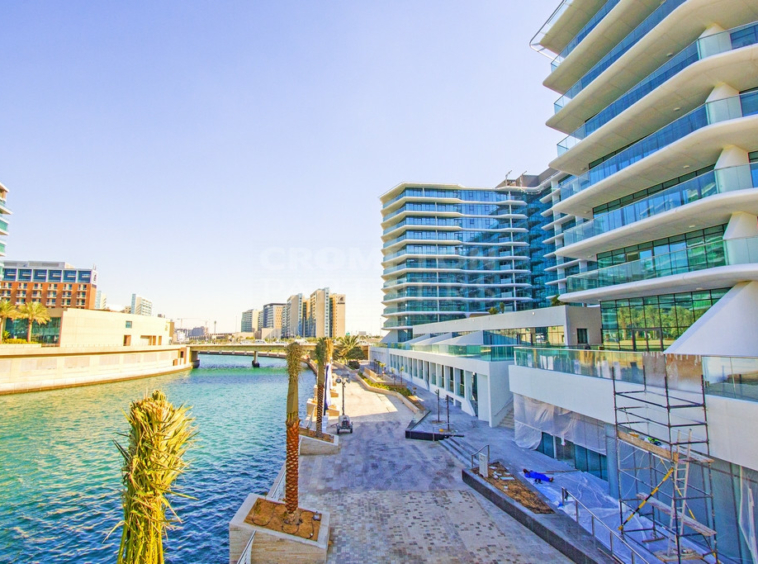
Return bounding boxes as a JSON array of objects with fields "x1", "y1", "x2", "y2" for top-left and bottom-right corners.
[
  {"x1": 229, "y1": 494, "x2": 330, "y2": 564},
  {"x1": 300, "y1": 433, "x2": 340, "y2": 456}
]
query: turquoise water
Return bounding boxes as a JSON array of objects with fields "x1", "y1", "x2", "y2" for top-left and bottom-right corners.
[{"x1": 0, "y1": 355, "x2": 312, "y2": 563}]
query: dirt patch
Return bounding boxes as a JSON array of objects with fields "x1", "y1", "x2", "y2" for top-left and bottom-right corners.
[
  {"x1": 473, "y1": 462, "x2": 553, "y2": 514},
  {"x1": 299, "y1": 427, "x2": 335, "y2": 443},
  {"x1": 245, "y1": 498, "x2": 322, "y2": 540}
]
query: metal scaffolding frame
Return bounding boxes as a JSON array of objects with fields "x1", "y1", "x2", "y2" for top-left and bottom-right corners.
[{"x1": 612, "y1": 356, "x2": 719, "y2": 563}]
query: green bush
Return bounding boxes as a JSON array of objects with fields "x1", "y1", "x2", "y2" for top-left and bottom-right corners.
[
  {"x1": 347, "y1": 360, "x2": 360, "y2": 370},
  {"x1": 359, "y1": 374, "x2": 412, "y2": 397},
  {"x1": 4, "y1": 338, "x2": 30, "y2": 344}
]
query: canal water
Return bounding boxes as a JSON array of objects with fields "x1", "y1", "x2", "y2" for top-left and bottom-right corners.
[{"x1": 0, "y1": 354, "x2": 313, "y2": 563}]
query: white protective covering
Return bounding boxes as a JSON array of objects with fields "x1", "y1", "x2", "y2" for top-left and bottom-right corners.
[{"x1": 514, "y1": 393, "x2": 606, "y2": 454}]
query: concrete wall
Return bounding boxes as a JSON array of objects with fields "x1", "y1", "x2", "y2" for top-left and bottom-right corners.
[
  {"x1": 0, "y1": 345, "x2": 192, "y2": 394},
  {"x1": 57, "y1": 308, "x2": 172, "y2": 347}
]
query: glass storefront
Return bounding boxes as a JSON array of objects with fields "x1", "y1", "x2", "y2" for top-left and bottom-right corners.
[{"x1": 600, "y1": 288, "x2": 729, "y2": 351}]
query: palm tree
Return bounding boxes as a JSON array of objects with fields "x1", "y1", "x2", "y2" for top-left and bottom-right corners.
[
  {"x1": 335, "y1": 335, "x2": 363, "y2": 361},
  {"x1": 284, "y1": 342, "x2": 302, "y2": 522},
  {"x1": 313, "y1": 338, "x2": 327, "y2": 438},
  {"x1": 115, "y1": 390, "x2": 194, "y2": 564},
  {"x1": 0, "y1": 300, "x2": 19, "y2": 343},
  {"x1": 18, "y1": 302, "x2": 51, "y2": 343}
]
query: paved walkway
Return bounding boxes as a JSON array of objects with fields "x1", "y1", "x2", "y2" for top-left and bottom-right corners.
[{"x1": 298, "y1": 367, "x2": 571, "y2": 564}]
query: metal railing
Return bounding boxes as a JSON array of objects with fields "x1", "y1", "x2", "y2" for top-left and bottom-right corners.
[
  {"x1": 470, "y1": 444, "x2": 490, "y2": 470},
  {"x1": 561, "y1": 488, "x2": 652, "y2": 564},
  {"x1": 235, "y1": 531, "x2": 256, "y2": 564}
]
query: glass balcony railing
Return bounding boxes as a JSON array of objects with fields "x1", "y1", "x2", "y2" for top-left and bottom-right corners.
[
  {"x1": 703, "y1": 356, "x2": 758, "y2": 402},
  {"x1": 530, "y1": 0, "x2": 574, "y2": 54},
  {"x1": 563, "y1": 164, "x2": 758, "y2": 247},
  {"x1": 554, "y1": 0, "x2": 687, "y2": 113},
  {"x1": 385, "y1": 342, "x2": 518, "y2": 362},
  {"x1": 382, "y1": 217, "x2": 460, "y2": 235},
  {"x1": 559, "y1": 92, "x2": 758, "y2": 203},
  {"x1": 514, "y1": 347, "x2": 758, "y2": 404},
  {"x1": 550, "y1": 0, "x2": 621, "y2": 70},
  {"x1": 565, "y1": 235, "x2": 758, "y2": 293},
  {"x1": 0, "y1": 218, "x2": 9, "y2": 232},
  {"x1": 557, "y1": 21, "x2": 758, "y2": 153},
  {"x1": 515, "y1": 346, "x2": 646, "y2": 382},
  {"x1": 383, "y1": 231, "x2": 460, "y2": 249}
]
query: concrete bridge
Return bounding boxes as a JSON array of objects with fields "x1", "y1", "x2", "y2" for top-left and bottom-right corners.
[{"x1": 187, "y1": 343, "x2": 316, "y2": 367}]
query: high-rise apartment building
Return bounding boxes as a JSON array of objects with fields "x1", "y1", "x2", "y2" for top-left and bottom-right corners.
[
  {"x1": 329, "y1": 293, "x2": 345, "y2": 338},
  {"x1": 380, "y1": 176, "x2": 555, "y2": 342},
  {"x1": 130, "y1": 294, "x2": 153, "y2": 316},
  {"x1": 261, "y1": 303, "x2": 285, "y2": 329},
  {"x1": 240, "y1": 308, "x2": 261, "y2": 333},
  {"x1": 304, "y1": 288, "x2": 330, "y2": 338},
  {"x1": 283, "y1": 294, "x2": 303, "y2": 338},
  {"x1": 1, "y1": 261, "x2": 97, "y2": 309},
  {"x1": 505, "y1": 3, "x2": 758, "y2": 561}
]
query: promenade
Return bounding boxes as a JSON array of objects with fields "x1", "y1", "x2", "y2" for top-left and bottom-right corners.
[{"x1": 299, "y1": 366, "x2": 570, "y2": 563}]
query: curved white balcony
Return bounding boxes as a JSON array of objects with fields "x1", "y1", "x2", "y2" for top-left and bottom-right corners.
[
  {"x1": 560, "y1": 236, "x2": 758, "y2": 303},
  {"x1": 547, "y1": 0, "x2": 758, "y2": 134},
  {"x1": 552, "y1": 101, "x2": 758, "y2": 217},
  {"x1": 558, "y1": 165, "x2": 758, "y2": 258},
  {"x1": 545, "y1": 0, "x2": 659, "y2": 94},
  {"x1": 554, "y1": 32, "x2": 758, "y2": 174}
]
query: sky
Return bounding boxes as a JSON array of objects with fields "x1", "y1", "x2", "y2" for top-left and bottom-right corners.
[{"x1": 0, "y1": 1, "x2": 562, "y2": 334}]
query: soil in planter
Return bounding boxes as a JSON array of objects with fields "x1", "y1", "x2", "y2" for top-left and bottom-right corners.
[
  {"x1": 245, "y1": 498, "x2": 322, "y2": 540},
  {"x1": 473, "y1": 462, "x2": 553, "y2": 514},
  {"x1": 299, "y1": 426, "x2": 335, "y2": 443}
]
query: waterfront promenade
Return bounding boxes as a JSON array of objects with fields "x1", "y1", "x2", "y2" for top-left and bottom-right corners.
[{"x1": 298, "y1": 366, "x2": 570, "y2": 563}]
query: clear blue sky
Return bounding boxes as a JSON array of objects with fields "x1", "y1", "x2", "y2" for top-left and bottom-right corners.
[{"x1": 0, "y1": 1, "x2": 561, "y2": 334}]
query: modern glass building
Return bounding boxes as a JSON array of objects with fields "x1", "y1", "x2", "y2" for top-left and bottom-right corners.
[
  {"x1": 0, "y1": 183, "x2": 10, "y2": 275},
  {"x1": 512, "y1": 2, "x2": 758, "y2": 562},
  {"x1": 380, "y1": 172, "x2": 556, "y2": 342}
]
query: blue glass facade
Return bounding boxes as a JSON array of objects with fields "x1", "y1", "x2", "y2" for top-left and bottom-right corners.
[{"x1": 381, "y1": 181, "x2": 554, "y2": 341}]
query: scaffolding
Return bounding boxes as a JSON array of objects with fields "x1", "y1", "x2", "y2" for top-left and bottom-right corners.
[{"x1": 612, "y1": 353, "x2": 719, "y2": 563}]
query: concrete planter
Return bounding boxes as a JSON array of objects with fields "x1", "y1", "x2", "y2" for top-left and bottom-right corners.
[
  {"x1": 299, "y1": 433, "x2": 340, "y2": 455},
  {"x1": 229, "y1": 494, "x2": 330, "y2": 564}
]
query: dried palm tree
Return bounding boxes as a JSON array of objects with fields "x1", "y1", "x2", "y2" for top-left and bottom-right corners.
[
  {"x1": 114, "y1": 390, "x2": 194, "y2": 564},
  {"x1": 284, "y1": 342, "x2": 302, "y2": 521}
]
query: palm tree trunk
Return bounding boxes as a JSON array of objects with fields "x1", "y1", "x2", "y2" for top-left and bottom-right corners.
[
  {"x1": 285, "y1": 415, "x2": 299, "y2": 515},
  {"x1": 284, "y1": 343, "x2": 302, "y2": 522},
  {"x1": 26, "y1": 320, "x2": 32, "y2": 343},
  {"x1": 0, "y1": 316, "x2": 5, "y2": 344},
  {"x1": 315, "y1": 363, "x2": 324, "y2": 438}
]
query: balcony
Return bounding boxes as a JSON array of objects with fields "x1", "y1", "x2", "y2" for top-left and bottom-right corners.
[
  {"x1": 557, "y1": 91, "x2": 758, "y2": 207},
  {"x1": 549, "y1": 0, "x2": 621, "y2": 70},
  {"x1": 562, "y1": 164, "x2": 758, "y2": 249},
  {"x1": 385, "y1": 342, "x2": 518, "y2": 362},
  {"x1": 553, "y1": 0, "x2": 686, "y2": 113},
  {"x1": 515, "y1": 346, "x2": 758, "y2": 404},
  {"x1": 557, "y1": 21, "x2": 758, "y2": 156},
  {"x1": 565, "y1": 235, "x2": 758, "y2": 294}
]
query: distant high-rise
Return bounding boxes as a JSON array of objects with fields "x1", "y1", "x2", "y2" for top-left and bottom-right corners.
[
  {"x1": 262, "y1": 303, "x2": 285, "y2": 329},
  {"x1": 283, "y1": 294, "x2": 303, "y2": 338},
  {"x1": 241, "y1": 308, "x2": 261, "y2": 333},
  {"x1": 329, "y1": 293, "x2": 346, "y2": 338},
  {"x1": 131, "y1": 294, "x2": 153, "y2": 316},
  {"x1": 95, "y1": 290, "x2": 107, "y2": 310}
]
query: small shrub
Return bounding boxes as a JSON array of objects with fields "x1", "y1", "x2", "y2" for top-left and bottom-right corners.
[
  {"x1": 4, "y1": 338, "x2": 30, "y2": 344},
  {"x1": 347, "y1": 360, "x2": 360, "y2": 370}
]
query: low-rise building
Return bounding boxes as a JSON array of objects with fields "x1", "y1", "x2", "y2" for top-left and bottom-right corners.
[
  {"x1": 5, "y1": 308, "x2": 172, "y2": 346},
  {"x1": 370, "y1": 305, "x2": 600, "y2": 426},
  {"x1": 1, "y1": 261, "x2": 97, "y2": 309}
]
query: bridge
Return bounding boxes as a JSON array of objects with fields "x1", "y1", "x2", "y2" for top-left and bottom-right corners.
[{"x1": 186, "y1": 343, "x2": 317, "y2": 367}]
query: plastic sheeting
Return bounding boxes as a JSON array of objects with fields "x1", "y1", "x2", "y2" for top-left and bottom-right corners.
[{"x1": 513, "y1": 394, "x2": 606, "y2": 455}]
